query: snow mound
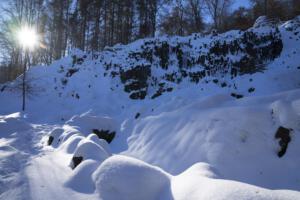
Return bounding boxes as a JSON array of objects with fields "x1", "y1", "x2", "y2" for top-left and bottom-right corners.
[
  {"x1": 86, "y1": 134, "x2": 110, "y2": 153},
  {"x1": 47, "y1": 128, "x2": 64, "y2": 147},
  {"x1": 70, "y1": 137, "x2": 110, "y2": 169},
  {"x1": 67, "y1": 156, "x2": 300, "y2": 200},
  {"x1": 172, "y1": 163, "x2": 300, "y2": 200},
  {"x1": 58, "y1": 134, "x2": 85, "y2": 154},
  {"x1": 66, "y1": 112, "x2": 118, "y2": 135},
  {"x1": 92, "y1": 155, "x2": 171, "y2": 200},
  {"x1": 270, "y1": 100, "x2": 300, "y2": 130},
  {"x1": 57, "y1": 125, "x2": 81, "y2": 146},
  {"x1": 0, "y1": 113, "x2": 31, "y2": 137},
  {"x1": 179, "y1": 162, "x2": 220, "y2": 178},
  {"x1": 292, "y1": 99, "x2": 300, "y2": 116},
  {"x1": 124, "y1": 91, "x2": 300, "y2": 190},
  {"x1": 47, "y1": 125, "x2": 84, "y2": 149},
  {"x1": 65, "y1": 159, "x2": 99, "y2": 193}
]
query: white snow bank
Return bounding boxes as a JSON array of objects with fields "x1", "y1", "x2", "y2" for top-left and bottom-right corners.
[
  {"x1": 66, "y1": 112, "x2": 118, "y2": 135},
  {"x1": 92, "y1": 155, "x2": 171, "y2": 200},
  {"x1": 270, "y1": 100, "x2": 300, "y2": 130},
  {"x1": 58, "y1": 134, "x2": 85, "y2": 154},
  {"x1": 172, "y1": 163, "x2": 300, "y2": 200},
  {"x1": 65, "y1": 159, "x2": 99, "y2": 193},
  {"x1": 46, "y1": 125, "x2": 81, "y2": 149},
  {"x1": 124, "y1": 91, "x2": 300, "y2": 190},
  {"x1": 86, "y1": 134, "x2": 110, "y2": 153},
  {"x1": 66, "y1": 155, "x2": 300, "y2": 200},
  {"x1": 0, "y1": 113, "x2": 31, "y2": 137},
  {"x1": 70, "y1": 138, "x2": 110, "y2": 169},
  {"x1": 48, "y1": 128, "x2": 64, "y2": 147}
]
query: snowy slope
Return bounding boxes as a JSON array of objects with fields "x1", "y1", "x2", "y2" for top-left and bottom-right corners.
[{"x1": 0, "y1": 16, "x2": 300, "y2": 200}]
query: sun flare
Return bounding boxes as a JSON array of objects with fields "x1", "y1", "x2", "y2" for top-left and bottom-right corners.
[{"x1": 17, "y1": 26, "x2": 38, "y2": 50}]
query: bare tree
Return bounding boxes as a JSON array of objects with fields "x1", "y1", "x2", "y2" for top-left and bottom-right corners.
[
  {"x1": 252, "y1": 0, "x2": 289, "y2": 21},
  {"x1": 22, "y1": 50, "x2": 29, "y2": 111},
  {"x1": 160, "y1": 0, "x2": 204, "y2": 35},
  {"x1": 186, "y1": 0, "x2": 204, "y2": 33},
  {"x1": 204, "y1": 0, "x2": 232, "y2": 31},
  {"x1": 293, "y1": 0, "x2": 300, "y2": 16}
]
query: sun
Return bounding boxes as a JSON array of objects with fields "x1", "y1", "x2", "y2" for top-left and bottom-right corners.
[{"x1": 17, "y1": 26, "x2": 38, "y2": 50}]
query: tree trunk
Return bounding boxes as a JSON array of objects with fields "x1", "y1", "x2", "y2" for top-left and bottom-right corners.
[{"x1": 22, "y1": 50, "x2": 29, "y2": 111}]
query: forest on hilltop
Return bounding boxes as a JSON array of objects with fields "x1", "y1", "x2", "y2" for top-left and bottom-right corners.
[{"x1": 0, "y1": 0, "x2": 299, "y2": 83}]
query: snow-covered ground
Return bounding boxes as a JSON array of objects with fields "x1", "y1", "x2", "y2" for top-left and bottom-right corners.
[{"x1": 1, "y1": 17, "x2": 300, "y2": 199}]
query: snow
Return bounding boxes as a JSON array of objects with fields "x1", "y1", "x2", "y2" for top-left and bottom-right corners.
[
  {"x1": 66, "y1": 112, "x2": 118, "y2": 136},
  {"x1": 124, "y1": 90, "x2": 300, "y2": 190},
  {"x1": 172, "y1": 163, "x2": 300, "y2": 200},
  {"x1": 1, "y1": 16, "x2": 300, "y2": 199},
  {"x1": 70, "y1": 137, "x2": 110, "y2": 169},
  {"x1": 0, "y1": 113, "x2": 31, "y2": 137},
  {"x1": 65, "y1": 159, "x2": 99, "y2": 193},
  {"x1": 92, "y1": 155, "x2": 171, "y2": 200}
]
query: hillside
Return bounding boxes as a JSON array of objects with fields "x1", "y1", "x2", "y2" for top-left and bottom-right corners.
[{"x1": 0, "y1": 16, "x2": 300, "y2": 200}]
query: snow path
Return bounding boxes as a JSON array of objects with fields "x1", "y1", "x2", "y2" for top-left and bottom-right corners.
[
  {"x1": 0, "y1": 121, "x2": 98, "y2": 200},
  {"x1": 0, "y1": 124, "x2": 56, "y2": 200},
  {"x1": 26, "y1": 149, "x2": 98, "y2": 200}
]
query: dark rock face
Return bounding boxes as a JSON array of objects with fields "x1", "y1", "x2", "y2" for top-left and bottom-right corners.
[
  {"x1": 154, "y1": 42, "x2": 169, "y2": 69},
  {"x1": 231, "y1": 93, "x2": 244, "y2": 99},
  {"x1": 92, "y1": 17, "x2": 300, "y2": 100},
  {"x1": 61, "y1": 78, "x2": 68, "y2": 86},
  {"x1": 189, "y1": 71, "x2": 206, "y2": 83},
  {"x1": 47, "y1": 136, "x2": 54, "y2": 146},
  {"x1": 66, "y1": 68, "x2": 79, "y2": 77},
  {"x1": 111, "y1": 27, "x2": 282, "y2": 100},
  {"x1": 204, "y1": 28, "x2": 283, "y2": 75},
  {"x1": 248, "y1": 87, "x2": 255, "y2": 93},
  {"x1": 275, "y1": 126, "x2": 291, "y2": 158},
  {"x1": 135, "y1": 113, "x2": 141, "y2": 119},
  {"x1": 92, "y1": 129, "x2": 116, "y2": 143},
  {"x1": 72, "y1": 55, "x2": 86, "y2": 66},
  {"x1": 0, "y1": 85, "x2": 6, "y2": 92},
  {"x1": 71, "y1": 156, "x2": 83, "y2": 169},
  {"x1": 151, "y1": 83, "x2": 173, "y2": 99},
  {"x1": 120, "y1": 65, "x2": 151, "y2": 100},
  {"x1": 129, "y1": 91, "x2": 147, "y2": 100},
  {"x1": 221, "y1": 82, "x2": 227, "y2": 87}
]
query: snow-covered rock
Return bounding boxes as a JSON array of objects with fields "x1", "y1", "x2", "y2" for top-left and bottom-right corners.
[
  {"x1": 92, "y1": 155, "x2": 171, "y2": 200},
  {"x1": 58, "y1": 134, "x2": 85, "y2": 154},
  {"x1": 86, "y1": 134, "x2": 110, "y2": 153},
  {"x1": 47, "y1": 128, "x2": 64, "y2": 147},
  {"x1": 66, "y1": 112, "x2": 118, "y2": 136},
  {"x1": 65, "y1": 160, "x2": 99, "y2": 193},
  {"x1": 70, "y1": 138, "x2": 110, "y2": 169}
]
